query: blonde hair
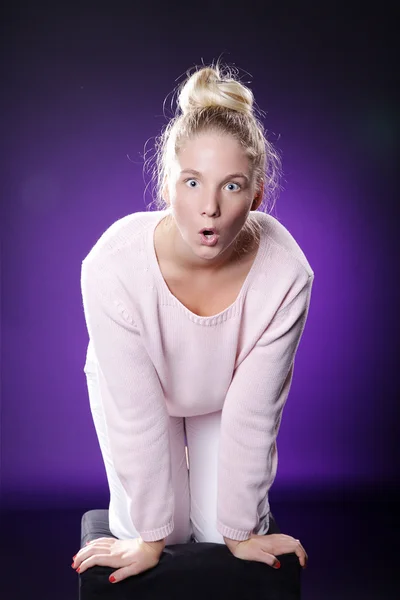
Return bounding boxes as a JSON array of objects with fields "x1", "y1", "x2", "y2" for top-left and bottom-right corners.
[{"x1": 144, "y1": 59, "x2": 282, "y2": 256}]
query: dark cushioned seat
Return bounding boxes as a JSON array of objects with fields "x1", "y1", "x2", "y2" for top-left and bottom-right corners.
[{"x1": 79, "y1": 509, "x2": 301, "y2": 599}]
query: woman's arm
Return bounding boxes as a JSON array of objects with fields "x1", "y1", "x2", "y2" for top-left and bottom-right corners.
[
  {"x1": 81, "y1": 258, "x2": 174, "y2": 543},
  {"x1": 217, "y1": 272, "x2": 315, "y2": 541}
]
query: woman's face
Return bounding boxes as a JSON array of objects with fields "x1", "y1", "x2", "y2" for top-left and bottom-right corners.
[{"x1": 164, "y1": 131, "x2": 260, "y2": 270}]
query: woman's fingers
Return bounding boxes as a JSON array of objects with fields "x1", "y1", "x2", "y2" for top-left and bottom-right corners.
[
  {"x1": 77, "y1": 553, "x2": 131, "y2": 574},
  {"x1": 108, "y1": 561, "x2": 154, "y2": 583},
  {"x1": 235, "y1": 540, "x2": 280, "y2": 569},
  {"x1": 258, "y1": 533, "x2": 308, "y2": 569},
  {"x1": 73, "y1": 544, "x2": 113, "y2": 570},
  {"x1": 290, "y1": 539, "x2": 307, "y2": 568},
  {"x1": 258, "y1": 550, "x2": 281, "y2": 569},
  {"x1": 75, "y1": 553, "x2": 109, "y2": 574},
  {"x1": 79, "y1": 543, "x2": 112, "y2": 557},
  {"x1": 83, "y1": 537, "x2": 115, "y2": 549},
  {"x1": 230, "y1": 533, "x2": 309, "y2": 571}
]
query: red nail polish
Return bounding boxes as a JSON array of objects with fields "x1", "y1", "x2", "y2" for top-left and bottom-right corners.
[
  {"x1": 274, "y1": 560, "x2": 281, "y2": 569},
  {"x1": 76, "y1": 567, "x2": 80, "y2": 573},
  {"x1": 72, "y1": 555, "x2": 77, "y2": 560},
  {"x1": 109, "y1": 575, "x2": 116, "y2": 583}
]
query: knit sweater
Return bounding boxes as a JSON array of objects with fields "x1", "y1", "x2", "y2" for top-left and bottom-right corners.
[{"x1": 80, "y1": 208, "x2": 314, "y2": 542}]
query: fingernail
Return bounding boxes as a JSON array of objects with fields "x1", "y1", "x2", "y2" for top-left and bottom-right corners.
[
  {"x1": 109, "y1": 575, "x2": 116, "y2": 583},
  {"x1": 76, "y1": 567, "x2": 80, "y2": 573},
  {"x1": 71, "y1": 562, "x2": 75, "y2": 568},
  {"x1": 274, "y1": 560, "x2": 281, "y2": 569}
]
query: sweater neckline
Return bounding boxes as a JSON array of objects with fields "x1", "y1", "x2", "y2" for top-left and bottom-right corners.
[{"x1": 146, "y1": 209, "x2": 267, "y2": 325}]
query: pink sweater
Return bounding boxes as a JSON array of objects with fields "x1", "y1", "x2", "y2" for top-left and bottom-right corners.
[{"x1": 80, "y1": 208, "x2": 314, "y2": 542}]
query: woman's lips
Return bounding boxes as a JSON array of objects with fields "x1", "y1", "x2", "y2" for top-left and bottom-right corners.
[
  {"x1": 199, "y1": 228, "x2": 219, "y2": 235},
  {"x1": 199, "y1": 232, "x2": 219, "y2": 246}
]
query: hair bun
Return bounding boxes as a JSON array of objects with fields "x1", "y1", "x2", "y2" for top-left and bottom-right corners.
[{"x1": 178, "y1": 65, "x2": 254, "y2": 116}]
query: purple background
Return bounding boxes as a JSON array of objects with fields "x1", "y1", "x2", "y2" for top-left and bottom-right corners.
[{"x1": 1, "y1": 4, "x2": 398, "y2": 510}]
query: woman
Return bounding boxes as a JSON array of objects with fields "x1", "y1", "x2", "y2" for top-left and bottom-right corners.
[{"x1": 73, "y1": 60, "x2": 313, "y2": 584}]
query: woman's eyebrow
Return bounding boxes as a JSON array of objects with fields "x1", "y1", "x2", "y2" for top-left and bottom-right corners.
[{"x1": 180, "y1": 168, "x2": 249, "y2": 182}]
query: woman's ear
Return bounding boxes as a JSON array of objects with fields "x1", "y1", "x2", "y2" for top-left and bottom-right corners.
[{"x1": 252, "y1": 180, "x2": 264, "y2": 210}]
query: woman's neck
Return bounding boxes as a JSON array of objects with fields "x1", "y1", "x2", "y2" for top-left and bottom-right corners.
[{"x1": 160, "y1": 216, "x2": 255, "y2": 275}]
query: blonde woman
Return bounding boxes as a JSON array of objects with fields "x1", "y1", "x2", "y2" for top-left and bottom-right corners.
[{"x1": 73, "y1": 60, "x2": 313, "y2": 585}]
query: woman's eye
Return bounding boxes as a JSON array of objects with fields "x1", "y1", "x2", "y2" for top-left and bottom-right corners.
[
  {"x1": 185, "y1": 179, "x2": 198, "y2": 188},
  {"x1": 225, "y1": 182, "x2": 241, "y2": 191},
  {"x1": 184, "y1": 179, "x2": 241, "y2": 191}
]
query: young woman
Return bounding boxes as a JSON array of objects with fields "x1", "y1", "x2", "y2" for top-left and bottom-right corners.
[{"x1": 73, "y1": 61, "x2": 313, "y2": 584}]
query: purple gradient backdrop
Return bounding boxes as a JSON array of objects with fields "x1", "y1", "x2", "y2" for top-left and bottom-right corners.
[{"x1": 1, "y1": 5, "x2": 398, "y2": 509}]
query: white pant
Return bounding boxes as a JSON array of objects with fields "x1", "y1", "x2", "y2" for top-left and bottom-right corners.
[{"x1": 84, "y1": 354, "x2": 271, "y2": 545}]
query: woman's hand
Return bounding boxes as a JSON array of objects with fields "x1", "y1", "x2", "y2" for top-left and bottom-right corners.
[
  {"x1": 224, "y1": 533, "x2": 308, "y2": 569},
  {"x1": 72, "y1": 536, "x2": 165, "y2": 583}
]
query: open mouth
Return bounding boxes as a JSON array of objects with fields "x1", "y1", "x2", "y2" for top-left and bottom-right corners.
[{"x1": 199, "y1": 228, "x2": 219, "y2": 244}]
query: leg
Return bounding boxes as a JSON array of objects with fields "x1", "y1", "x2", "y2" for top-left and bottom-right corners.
[
  {"x1": 185, "y1": 410, "x2": 272, "y2": 544},
  {"x1": 84, "y1": 347, "x2": 191, "y2": 545}
]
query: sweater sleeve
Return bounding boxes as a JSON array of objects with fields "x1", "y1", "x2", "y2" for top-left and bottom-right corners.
[
  {"x1": 80, "y1": 259, "x2": 174, "y2": 542},
  {"x1": 216, "y1": 273, "x2": 314, "y2": 541}
]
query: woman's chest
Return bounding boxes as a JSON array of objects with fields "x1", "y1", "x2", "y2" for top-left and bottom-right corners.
[
  {"x1": 165, "y1": 273, "x2": 243, "y2": 317},
  {"x1": 159, "y1": 257, "x2": 256, "y2": 317}
]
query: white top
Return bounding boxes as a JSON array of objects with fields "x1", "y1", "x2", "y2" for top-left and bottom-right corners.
[{"x1": 80, "y1": 208, "x2": 315, "y2": 541}]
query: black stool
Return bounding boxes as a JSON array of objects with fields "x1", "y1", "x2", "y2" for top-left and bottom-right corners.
[{"x1": 79, "y1": 509, "x2": 301, "y2": 599}]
